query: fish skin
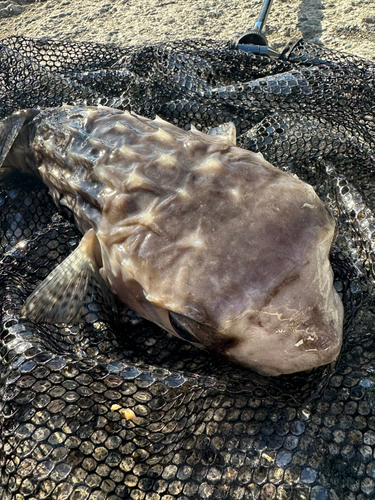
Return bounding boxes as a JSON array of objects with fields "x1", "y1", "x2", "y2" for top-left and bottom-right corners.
[{"x1": 1, "y1": 104, "x2": 344, "y2": 376}]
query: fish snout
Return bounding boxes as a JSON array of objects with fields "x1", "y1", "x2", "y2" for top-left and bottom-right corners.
[{"x1": 220, "y1": 296, "x2": 344, "y2": 376}]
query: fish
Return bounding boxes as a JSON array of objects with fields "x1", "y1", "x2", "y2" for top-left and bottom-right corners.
[{"x1": 0, "y1": 104, "x2": 344, "y2": 376}]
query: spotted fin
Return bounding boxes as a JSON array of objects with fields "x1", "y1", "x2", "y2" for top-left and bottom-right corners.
[
  {"x1": 21, "y1": 229, "x2": 113, "y2": 324},
  {"x1": 207, "y1": 122, "x2": 236, "y2": 145}
]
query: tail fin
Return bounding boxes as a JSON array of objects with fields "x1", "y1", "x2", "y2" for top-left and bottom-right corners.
[{"x1": 0, "y1": 109, "x2": 40, "y2": 175}]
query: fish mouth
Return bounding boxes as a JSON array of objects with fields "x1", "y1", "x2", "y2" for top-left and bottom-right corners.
[
  {"x1": 219, "y1": 289, "x2": 344, "y2": 377},
  {"x1": 221, "y1": 314, "x2": 343, "y2": 376}
]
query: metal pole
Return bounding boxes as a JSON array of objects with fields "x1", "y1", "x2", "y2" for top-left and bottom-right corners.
[{"x1": 254, "y1": 0, "x2": 274, "y2": 32}]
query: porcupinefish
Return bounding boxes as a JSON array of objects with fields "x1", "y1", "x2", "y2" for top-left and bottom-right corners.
[{"x1": 0, "y1": 105, "x2": 344, "y2": 376}]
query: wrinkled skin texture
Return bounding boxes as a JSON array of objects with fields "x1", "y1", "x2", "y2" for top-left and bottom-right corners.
[{"x1": 0, "y1": 36, "x2": 374, "y2": 500}]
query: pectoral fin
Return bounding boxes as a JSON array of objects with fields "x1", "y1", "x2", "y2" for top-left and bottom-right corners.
[{"x1": 21, "y1": 229, "x2": 113, "y2": 324}]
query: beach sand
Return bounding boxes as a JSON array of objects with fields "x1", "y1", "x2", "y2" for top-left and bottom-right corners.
[{"x1": 0, "y1": 0, "x2": 374, "y2": 59}]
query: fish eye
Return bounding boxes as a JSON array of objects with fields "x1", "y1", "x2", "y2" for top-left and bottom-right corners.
[{"x1": 168, "y1": 311, "x2": 200, "y2": 343}]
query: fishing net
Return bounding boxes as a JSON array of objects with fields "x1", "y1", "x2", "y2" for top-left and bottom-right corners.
[{"x1": 0, "y1": 34, "x2": 374, "y2": 500}]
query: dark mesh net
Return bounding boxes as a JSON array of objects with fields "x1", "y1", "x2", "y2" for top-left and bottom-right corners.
[{"x1": 0, "y1": 35, "x2": 374, "y2": 500}]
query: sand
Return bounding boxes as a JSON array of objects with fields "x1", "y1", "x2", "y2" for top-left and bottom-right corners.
[{"x1": 0, "y1": 0, "x2": 374, "y2": 59}]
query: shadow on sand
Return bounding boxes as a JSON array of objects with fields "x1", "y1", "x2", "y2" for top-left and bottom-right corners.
[{"x1": 298, "y1": 0, "x2": 325, "y2": 43}]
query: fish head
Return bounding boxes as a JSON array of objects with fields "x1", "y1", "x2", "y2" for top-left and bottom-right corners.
[
  {"x1": 148, "y1": 199, "x2": 342, "y2": 377},
  {"x1": 99, "y1": 138, "x2": 343, "y2": 376},
  {"x1": 216, "y1": 228, "x2": 344, "y2": 376}
]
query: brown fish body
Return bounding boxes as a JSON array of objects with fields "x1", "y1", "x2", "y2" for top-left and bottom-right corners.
[{"x1": 2, "y1": 104, "x2": 344, "y2": 376}]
